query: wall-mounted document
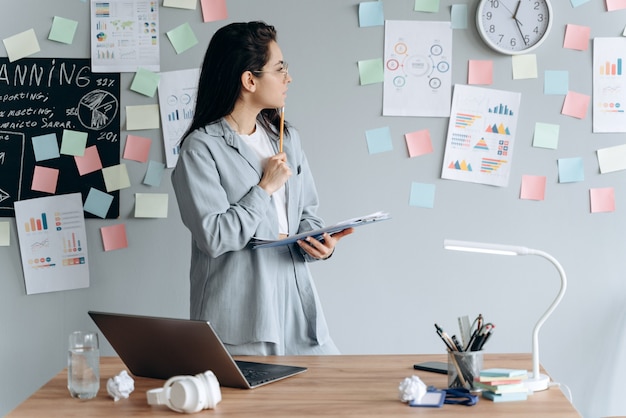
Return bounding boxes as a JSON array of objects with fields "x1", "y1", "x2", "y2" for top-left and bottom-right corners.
[{"x1": 251, "y1": 211, "x2": 390, "y2": 249}]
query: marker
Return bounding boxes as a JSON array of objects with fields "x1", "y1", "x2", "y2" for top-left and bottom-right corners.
[{"x1": 279, "y1": 106, "x2": 285, "y2": 153}]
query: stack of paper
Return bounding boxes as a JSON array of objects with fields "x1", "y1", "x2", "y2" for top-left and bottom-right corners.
[{"x1": 476, "y1": 368, "x2": 529, "y2": 402}]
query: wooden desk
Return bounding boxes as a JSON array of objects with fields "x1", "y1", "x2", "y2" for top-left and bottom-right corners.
[{"x1": 8, "y1": 354, "x2": 580, "y2": 417}]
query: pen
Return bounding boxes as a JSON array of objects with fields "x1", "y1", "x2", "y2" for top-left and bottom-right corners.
[
  {"x1": 451, "y1": 335, "x2": 464, "y2": 352},
  {"x1": 434, "y1": 323, "x2": 457, "y2": 351},
  {"x1": 279, "y1": 106, "x2": 285, "y2": 153}
]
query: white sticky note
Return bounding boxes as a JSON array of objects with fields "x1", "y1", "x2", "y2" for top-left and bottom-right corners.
[
  {"x1": 597, "y1": 143, "x2": 626, "y2": 174},
  {"x1": 135, "y1": 193, "x2": 169, "y2": 218},
  {"x1": 126, "y1": 104, "x2": 160, "y2": 130}
]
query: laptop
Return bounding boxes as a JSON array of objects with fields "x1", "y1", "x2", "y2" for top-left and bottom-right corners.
[{"x1": 88, "y1": 311, "x2": 307, "y2": 389}]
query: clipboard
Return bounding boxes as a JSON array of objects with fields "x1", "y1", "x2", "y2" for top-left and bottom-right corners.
[{"x1": 250, "y1": 211, "x2": 390, "y2": 249}]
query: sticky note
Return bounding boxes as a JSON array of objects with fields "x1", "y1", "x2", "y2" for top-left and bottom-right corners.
[
  {"x1": 533, "y1": 122, "x2": 560, "y2": 149},
  {"x1": 135, "y1": 193, "x2": 169, "y2": 218},
  {"x1": 358, "y1": 58, "x2": 384, "y2": 85},
  {"x1": 571, "y1": 0, "x2": 590, "y2": 6},
  {"x1": 163, "y1": 0, "x2": 197, "y2": 9},
  {"x1": 100, "y1": 224, "x2": 128, "y2": 251},
  {"x1": 0, "y1": 221, "x2": 10, "y2": 246},
  {"x1": 74, "y1": 145, "x2": 103, "y2": 176},
  {"x1": 60, "y1": 129, "x2": 88, "y2": 156},
  {"x1": 562, "y1": 91, "x2": 590, "y2": 119},
  {"x1": 606, "y1": 0, "x2": 626, "y2": 11},
  {"x1": 512, "y1": 54, "x2": 537, "y2": 79},
  {"x1": 590, "y1": 187, "x2": 615, "y2": 213},
  {"x1": 166, "y1": 22, "x2": 198, "y2": 54},
  {"x1": 405, "y1": 129, "x2": 433, "y2": 157},
  {"x1": 597, "y1": 143, "x2": 626, "y2": 173},
  {"x1": 520, "y1": 175, "x2": 546, "y2": 201},
  {"x1": 558, "y1": 157, "x2": 584, "y2": 183},
  {"x1": 32, "y1": 133, "x2": 60, "y2": 161},
  {"x1": 123, "y1": 134, "x2": 152, "y2": 162},
  {"x1": 468, "y1": 60, "x2": 493, "y2": 85},
  {"x1": 130, "y1": 68, "x2": 161, "y2": 97},
  {"x1": 126, "y1": 104, "x2": 160, "y2": 130},
  {"x1": 366, "y1": 127, "x2": 393, "y2": 154},
  {"x1": 143, "y1": 160, "x2": 166, "y2": 187},
  {"x1": 451, "y1": 4, "x2": 468, "y2": 29},
  {"x1": 415, "y1": 0, "x2": 439, "y2": 13},
  {"x1": 3, "y1": 28, "x2": 40, "y2": 62},
  {"x1": 409, "y1": 182, "x2": 436, "y2": 208},
  {"x1": 563, "y1": 24, "x2": 590, "y2": 50},
  {"x1": 102, "y1": 164, "x2": 131, "y2": 192},
  {"x1": 48, "y1": 16, "x2": 78, "y2": 44},
  {"x1": 359, "y1": 1, "x2": 384, "y2": 27},
  {"x1": 32, "y1": 166, "x2": 59, "y2": 194},
  {"x1": 200, "y1": 0, "x2": 228, "y2": 22},
  {"x1": 544, "y1": 70, "x2": 569, "y2": 95},
  {"x1": 84, "y1": 187, "x2": 114, "y2": 218}
]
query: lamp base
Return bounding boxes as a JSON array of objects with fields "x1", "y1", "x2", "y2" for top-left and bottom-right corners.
[{"x1": 523, "y1": 372, "x2": 551, "y2": 392}]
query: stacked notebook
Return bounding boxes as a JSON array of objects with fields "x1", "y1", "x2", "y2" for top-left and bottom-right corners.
[{"x1": 475, "y1": 368, "x2": 529, "y2": 402}]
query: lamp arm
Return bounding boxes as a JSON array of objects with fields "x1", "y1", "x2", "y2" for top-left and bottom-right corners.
[{"x1": 528, "y1": 249, "x2": 567, "y2": 380}]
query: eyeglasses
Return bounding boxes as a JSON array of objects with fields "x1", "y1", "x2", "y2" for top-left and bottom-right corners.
[{"x1": 253, "y1": 62, "x2": 289, "y2": 80}]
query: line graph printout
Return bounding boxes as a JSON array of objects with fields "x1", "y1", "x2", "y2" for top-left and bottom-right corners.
[
  {"x1": 14, "y1": 193, "x2": 89, "y2": 295},
  {"x1": 383, "y1": 20, "x2": 452, "y2": 117},
  {"x1": 441, "y1": 84, "x2": 521, "y2": 187},
  {"x1": 593, "y1": 38, "x2": 626, "y2": 133},
  {"x1": 158, "y1": 68, "x2": 199, "y2": 168}
]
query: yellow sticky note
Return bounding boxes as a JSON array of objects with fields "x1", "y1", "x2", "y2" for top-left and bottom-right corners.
[
  {"x1": 3, "y1": 28, "x2": 40, "y2": 62},
  {"x1": 102, "y1": 164, "x2": 131, "y2": 192},
  {"x1": 0, "y1": 221, "x2": 10, "y2": 246},
  {"x1": 135, "y1": 193, "x2": 169, "y2": 218},
  {"x1": 126, "y1": 104, "x2": 160, "y2": 130},
  {"x1": 512, "y1": 54, "x2": 537, "y2": 80}
]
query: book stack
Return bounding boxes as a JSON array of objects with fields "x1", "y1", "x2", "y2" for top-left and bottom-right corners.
[{"x1": 475, "y1": 368, "x2": 529, "y2": 402}]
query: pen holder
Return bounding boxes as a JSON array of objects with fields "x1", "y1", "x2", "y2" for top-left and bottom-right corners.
[{"x1": 447, "y1": 350, "x2": 483, "y2": 391}]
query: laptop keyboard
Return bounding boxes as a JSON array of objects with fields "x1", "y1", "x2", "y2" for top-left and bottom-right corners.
[{"x1": 241, "y1": 367, "x2": 271, "y2": 383}]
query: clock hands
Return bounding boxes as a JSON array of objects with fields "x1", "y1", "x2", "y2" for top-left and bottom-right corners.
[{"x1": 512, "y1": 0, "x2": 529, "y2": 46}]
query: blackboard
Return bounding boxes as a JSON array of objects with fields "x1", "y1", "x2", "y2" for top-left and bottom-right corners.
[{"x1": 0, "y1": 58, "x2": 120, "y2": 218}]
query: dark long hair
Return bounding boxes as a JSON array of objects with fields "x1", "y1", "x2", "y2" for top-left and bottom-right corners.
[{"x1": 180, "y1": 21, "x2": 285, "y2": 144}]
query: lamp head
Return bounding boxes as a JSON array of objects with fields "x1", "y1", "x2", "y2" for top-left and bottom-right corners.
[{"x1": 443, "y1": 239, "x2": 530, "y2": 256}]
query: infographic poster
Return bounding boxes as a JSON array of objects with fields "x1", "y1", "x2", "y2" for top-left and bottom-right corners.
[
  {"x1": 383, "y1": 20, "x2": 452, "y2": 117},
  {"x1": 441, "y1": 84, "x2": 521, "y2": 187},
  {"x1": 14, "y1": 193, "x2": 89, "y2": 295},
  {"x1": 593, "y1": 37, "x2": 626, "y2": 133}
]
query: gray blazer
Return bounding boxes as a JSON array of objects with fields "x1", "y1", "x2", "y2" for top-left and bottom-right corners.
[{"x1": 171, "y1": 117, "x2": 330, "y2": 346}]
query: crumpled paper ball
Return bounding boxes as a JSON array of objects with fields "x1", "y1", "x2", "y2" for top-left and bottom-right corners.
[
  {"x1": 398, "y1": 375, "x2": 427, "y2": 403},
  {"x1": 107, "y1": 370, "x2": 135, "y2": 401}
]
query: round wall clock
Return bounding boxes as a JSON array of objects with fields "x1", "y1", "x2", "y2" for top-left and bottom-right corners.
[{"x1": 476, "y1": 0, "x2": 553, "y2": 55}]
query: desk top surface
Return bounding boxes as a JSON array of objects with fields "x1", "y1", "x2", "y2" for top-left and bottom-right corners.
[{"x1": 8, "y1": 353, "x2": 580, "y2": 417}]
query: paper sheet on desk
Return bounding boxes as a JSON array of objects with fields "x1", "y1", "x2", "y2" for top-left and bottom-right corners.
[{"x1": 250, "y1": 211, "x2": 390, "y2": 249}]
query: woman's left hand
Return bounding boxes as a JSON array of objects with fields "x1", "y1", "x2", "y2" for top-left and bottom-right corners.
[{"x1": 296, "y1": 228, "x2": 354, "y2": 260}]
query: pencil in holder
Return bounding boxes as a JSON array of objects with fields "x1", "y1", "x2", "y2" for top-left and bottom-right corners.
[{"x1": 447, "y1": 350, "x2": 483, "y2": 390}]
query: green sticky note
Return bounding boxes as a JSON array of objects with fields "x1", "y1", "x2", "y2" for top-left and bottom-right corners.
[
  {"x1": 533, "y1": 122, "x2": 559, "y2": 149},
  {"x1": 358, "y1": 58, "x2": 384, "y2": 85},
  {"x1": 166, "y1": 22, "x2": 198, "y2": 54},
  {"x1": 49, "y1": 16, "x2": 78, "y2": 44},
  {"x1": 60, "y1": 130, "x2": 88, "y2": 156},
  {"x1": 131, "y1": 68, "x2": 161, "y2": 97},
  {"x1": 415, "y1": 0, "x2": 439, "y2": 13}
]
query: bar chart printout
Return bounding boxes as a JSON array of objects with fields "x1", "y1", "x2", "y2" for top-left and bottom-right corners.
[
  {"x1": 14, "y1": 193, "x2": 89, "y2": 295},
  {"x1": 593, "y1": 37, "x2": 626, "y2": 133}
]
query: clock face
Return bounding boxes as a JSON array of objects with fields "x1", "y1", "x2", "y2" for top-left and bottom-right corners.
[{"x1": 476, "y1": 0, "x2": 553, "y2": 55}]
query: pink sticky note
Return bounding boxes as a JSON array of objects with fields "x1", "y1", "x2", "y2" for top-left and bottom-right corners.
[
  {"x1": 468, "y1": 60, "x2": 493, "y2": 85},
  {"x1": 405, "y1": 129, "x2": 433, "y2": 157},
  {"x1": 590, "y1": 187, "x2": 615, "y2": 213},
  {"x1": 100, "y1": 224, "x2": 129, "y2": 251},
  {"x1": 563, "y1": 24, "x2": 591, "y2": 51},
  {"x1": 520, "y1": 175, "x2": 546, "y2": 201},
  {"x1": 562, "y1": 91, "x2": 591, "y2": 119},
  {"x1": 123, "y1": 134, "x2": 152, "y2": 163},
  {"x1": 31, "y1": 166, "x2": 59, "y2": 194},
  {"x1": 75, "y1": 145, "x2": 103, "y2": 175},
  {"x1": 200, "y1": 0, "x2": 228, "y2": 22},
  {"x1": 606, "y1": 0, "x2": 626, "y2": 11}
]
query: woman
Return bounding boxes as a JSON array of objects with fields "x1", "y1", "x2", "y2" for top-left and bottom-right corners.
[{"x1": 171, "y1": 21, "x2": 353, "y2": 356}]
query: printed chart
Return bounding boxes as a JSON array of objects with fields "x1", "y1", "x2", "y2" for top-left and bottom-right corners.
[
  {"x1": 593, "y1": 37, "x2": 626, "y2": 133},
  {"x1": 441, "y1": 85, "x2": 521, "y2": 187}
]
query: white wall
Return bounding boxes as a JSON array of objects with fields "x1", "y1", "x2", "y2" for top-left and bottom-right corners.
[{"x1": 1, "y1": 1, "x2": 624, "y2": 417}]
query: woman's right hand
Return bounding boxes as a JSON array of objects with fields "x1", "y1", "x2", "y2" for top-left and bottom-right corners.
[{"x1": 258, "y1": 152, "x2": 292, "y2": 195}]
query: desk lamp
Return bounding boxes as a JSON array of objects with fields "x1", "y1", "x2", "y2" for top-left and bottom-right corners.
[{"x1": 443, "y1": 239, "x2": 567, "y2": 392}]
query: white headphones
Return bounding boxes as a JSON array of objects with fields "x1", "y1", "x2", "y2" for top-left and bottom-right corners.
[{"x1": 146, "y1": 371, "x2": 222, "y2": 413}]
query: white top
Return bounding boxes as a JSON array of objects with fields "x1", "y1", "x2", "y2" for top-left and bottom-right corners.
[{"x1": 240, "y1": 125, "x2": 288, "y2": 235}]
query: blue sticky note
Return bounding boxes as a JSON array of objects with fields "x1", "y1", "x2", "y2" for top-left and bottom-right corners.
[
  {"x1": 410, "y1": 182, "x2": 436, "y2": 208},
  {"x1": 84, "y1": 187, "x2": 114, "y2": 218},
  {"x1": 359, "y1": 1, "x2": 384, "y2": 27},
  {"x1": 570, "y1": 0, "x2": 590, "y2": 7},
  {"x1": 451, "y1": 5, "x2": 468, "y2": 29},
  {"x1": 366, "y1": 127, "x2": 393, "y2": 154},
  {"x1": 544, "y1": 70, "x2": 568, "y2": 95},
  {"x1": 558, "y1": 157, "x2": 584, "y2": 183},
  {"x1": 32, "y1": 133, "x2": 60, "y2": 161},
  {"x1": 143, "y1": 160, "x2": 166, "y2": 187}
]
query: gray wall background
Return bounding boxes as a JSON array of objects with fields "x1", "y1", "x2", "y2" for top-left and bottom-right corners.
[{"x1": 1, "y1": 1, "x2": 624, "y2": 416}]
